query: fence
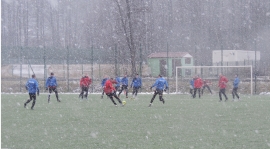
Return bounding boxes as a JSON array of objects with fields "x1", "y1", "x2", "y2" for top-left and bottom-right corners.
[{"x1": 1, "y1": 46, "x2": 270, "y2": 94}]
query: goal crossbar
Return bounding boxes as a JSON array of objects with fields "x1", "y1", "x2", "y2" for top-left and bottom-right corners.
[{"x1": 175, "y1": 65, "x2": 253, "y2": 95}]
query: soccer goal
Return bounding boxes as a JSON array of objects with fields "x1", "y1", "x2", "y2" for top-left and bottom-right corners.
[{"x1": 175, "y1": 65, "x2": 253, "y2": 95}]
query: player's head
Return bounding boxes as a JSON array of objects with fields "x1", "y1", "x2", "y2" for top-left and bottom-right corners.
[
  {"x1": 32, "y1": 74, "x2": 36, "y2": 78},
  {"x1": 158, "y1": 74, "x2": 162, "y2": 78},
  {"x1": 51, "y1": 72, "x2": 54, "y2": 76},
  {"x1": 235, "y1": 74, "x2": 238, "y2": 78},
  {"x1": 136, "y1": 73, "x2": 139, "y2": 77},
  {"x1": 219, "y1": 73, "x2": 223, "y2": 77},
  {"x1": 124, "y1": 74, "x2": 127, "y2": 77}
]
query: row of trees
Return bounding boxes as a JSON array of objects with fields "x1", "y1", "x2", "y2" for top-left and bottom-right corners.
[{"x1": 2, "y1": 0, "x2": 270, "y2": 74}]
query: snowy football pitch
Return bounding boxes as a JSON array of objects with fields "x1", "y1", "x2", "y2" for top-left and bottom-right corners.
[{"x1": 2, "y1": 93, "x2": 270, "y2": 148}]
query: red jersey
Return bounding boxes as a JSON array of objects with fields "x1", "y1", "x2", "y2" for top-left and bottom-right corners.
[
  {"x1": 218, "y1": 76, "x2": 228, "y2": 89},
  {"x1": 80, "y1": 76, "x2": 92, "y2": 87},
  {"x1": 103, "y1": 79, "x2": 117, "y2": 94},
  {"x1": 194, "y1": 78, "x2": 203, "y2": 88}
]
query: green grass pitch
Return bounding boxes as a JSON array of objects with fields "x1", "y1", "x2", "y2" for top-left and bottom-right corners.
[{"x1": 1, "y1": 93, "x2": 270, "y2": 149}]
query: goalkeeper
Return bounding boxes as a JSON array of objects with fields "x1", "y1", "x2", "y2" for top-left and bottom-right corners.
[
  {"x1": 130, "y1": 73, "x2": 142, "y2": 99},
  {"x1": 24, "y1": 74, "x2": 39, "y2": 110},
  {"x1": 46, "y1": 72, "x2": 61, "y2": 103},
  {"x1": 148, "y1": 74, "x2": 168, "y2": 107}
]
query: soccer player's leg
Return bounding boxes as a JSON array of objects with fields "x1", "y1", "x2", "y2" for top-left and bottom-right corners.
[
  {"x1": 201, "y1": 86, "x2": 205, "y2": 95},
  {"x1": 31, "y1": 94, "x2": 36, "y2": 110},
  {"x1": 193, "y1": 88, "x2": 197, "y2": 98},
  {"x1": 219, "y1": 89, "x2": 222, "y2": 101},
  {"x1": 79, "y1": 88, "x2": 84, "y2": 99},
  {"x1": 149, "y1": 90, "x2": 158, "y2": 107},
  {"x1": 234, "y1": 87, "x2": 239, "y2": 99},
  {"x1": 207, "y1": 86, "x2": 212, "y2": 94},
  {"x1": 158, "y1": 90, "x2": 165, "y2": 104},
  {"x1": 125, "y1": 85, "x2": 128, "y2": 98},
  {"x1": 84, "y1": 87, "x2": 89, "y2": 99},
  {"x1": 53, "y1": 88, "x2": 60, "y2": 102},
  {"x1": 48, "y1": 88, "x2": 52, "y2": 103},
  {"x1": 24, "y1": 93, "x2": 33, "y2": 108},
  {"x1": 107, "y1": 93, "x2": 117, "y2": 106},
  {"x1": 198, "y1": 88, "x2": 201, "y2": 98},
  {"x1": 232, "y1": 88, "x2": 235, "y2": 99},
  {"x1": 118, "y1": 86, "x2": 124, "y2": 97},
  {"x1": 132, "y1": 87, "x2": 136, "y2": 99},
  {"x1": 135, "y1": 87, "x2": 139, "y2": 97},
  {"x1": 222, "y1": 89, "x2": 228, "y2": 101},
  {"x1": 113, "y1": 92, "x2": 122, "y2": 105}
]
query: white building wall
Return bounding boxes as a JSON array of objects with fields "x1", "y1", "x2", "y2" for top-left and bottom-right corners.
[{"x1": 212, "y1": 50, "x2": 260, "y2": 65}]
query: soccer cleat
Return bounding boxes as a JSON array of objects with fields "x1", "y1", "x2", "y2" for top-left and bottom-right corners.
[
  {"x1": 31, "y1": 107, "x2": 34, "y2": 110},
  {"x1": 126, "y1": 96, "x2": 128, "y2": 98},
  {"x1": 57, "y1": 100, "x2": 61, "y2": 102},
  {"x1": 24, "y1": 103, "x2": 26, "y2": 108},
  {"x1": 162, "y1": 100, "x2": 165, "y2": 104},
  {"x1": 115, "y1": 104, "x2": 118, "y2": 107},
  {"x1": 48, "y1": 98, "x2": 50, "y2": 103},
  {"x1": 225, "y1": 98, "x2": 228, "y2": 102},
  {"x1": 101, "y1": 96, "x2": 103, "y2": 99},
  {"x1": 148, "y1": 103, "x2": 152, "y2": 107}
]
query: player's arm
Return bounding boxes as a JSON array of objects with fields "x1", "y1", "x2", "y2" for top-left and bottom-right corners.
[
  {"x1": 150, "y1": 80, "x2": 158, "y2": 89},
  {"x1": 55, "y1": 78, "x2": 58, "y2": 87},
  {"x1": 35, "y1": 81, "x2": 39, "y2": 96}
]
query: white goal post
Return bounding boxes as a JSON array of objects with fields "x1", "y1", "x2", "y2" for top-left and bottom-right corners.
[{"x1": 175, "y1": 65, "x2": 253, "y2": 95}]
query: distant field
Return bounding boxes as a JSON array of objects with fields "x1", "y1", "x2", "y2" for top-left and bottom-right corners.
[{"x1": 1, "y1": 93, "x2": 270, "y2": 149}]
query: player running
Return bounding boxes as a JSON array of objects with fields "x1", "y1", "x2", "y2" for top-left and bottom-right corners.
[
  {"x1": 79, "y1": 74, "x2": 92, "y2": 100},
  {"x1": 46, "y1": 72, "x2": 61, "y2": 103},
  {"x1": 218, "y1": 73, "x2": 229, "y2": 102},
  {"x1": 24, "y1": 74, "x2": 39, "y2": 110},
  {"x1": 104, "y1": 77, "x2": 125, "y2": 106},
  {"x1": 148, "y1": 74, "x2": 168, "y2": 107},
  {"x1": 118, "y1": 74, "x2": 129, "y2": 98},
  {"x1": 232, "y1": 74, "x2": 240, "y2": 101},
  {"x1": 193, "y1": 76, "x2": 203, "y2": 99},
  {"x1": 130, "y1": 73, "x2": 142, "y2": 99}
]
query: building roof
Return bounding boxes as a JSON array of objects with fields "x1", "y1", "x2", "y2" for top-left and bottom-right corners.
[{"x1": 148, "y1": 52, "x2": 192, "y2": 58}]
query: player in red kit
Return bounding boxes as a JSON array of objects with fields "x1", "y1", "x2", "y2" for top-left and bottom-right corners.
[
  {"x1": 104, "y1": 78, "x2": 125, "y2": 106},
  {"x1": 193, "y1": 76, "x2": 203, "y2": 98},
  {"x1": 79, "y1": 74, "x2": 92, "y2": 100},
  {"x1": 218, "y1": 73, "x2": 229, "y2": 102}
]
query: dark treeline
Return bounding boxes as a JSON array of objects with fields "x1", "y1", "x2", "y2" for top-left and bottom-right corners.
[{"x1": 2, "y1": 0, "x2": 270, "y2": 73}]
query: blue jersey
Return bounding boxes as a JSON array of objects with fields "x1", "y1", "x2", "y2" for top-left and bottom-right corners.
[
  {"x1": 190, "y1": 79, "x2": 194, "y2": 88},
  {"x1": 46, "y1": 76, "x2": 57, "y2": 88},
  {"x1": 233, "y1": 77, "x2": 240, "y2": 88},
  {"x1": 121, "y1": 77, "x2": 128, "y2": 86},
  {"x1": 151, "y1": 77, "x2": 168, "y2": 90},
  {"x1": 25, "y1": 78, "x2": 39, "y2": 94},
  {"x1": 101, "y1": 78, "x2": 108, "y2": 87},
  {"x1": 115, "y1": 77, "x2": 121, "y2": 87},
  {"x1": 131, "y1": 77, "x2": 142, "y2": 88}
]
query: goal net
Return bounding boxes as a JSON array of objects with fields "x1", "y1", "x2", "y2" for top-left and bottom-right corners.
[{"x1": 175, "y1": 65, "x2": 253, "y2": 95}]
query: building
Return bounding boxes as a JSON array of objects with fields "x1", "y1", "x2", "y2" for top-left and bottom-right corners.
[
  {"x1": 147, "y1": 52, "x2": 193, "y2": 77},
  {"x1": 212, "y1": 50, "x2": 260, "y2": 66}
]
